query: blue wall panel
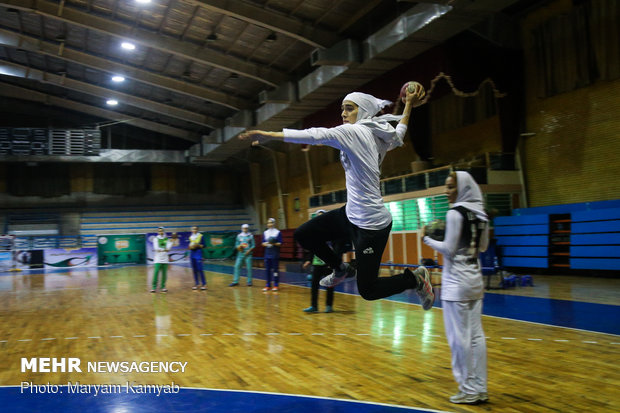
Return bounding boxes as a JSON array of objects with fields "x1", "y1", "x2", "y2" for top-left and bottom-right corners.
[
  {"x1": 494, "y1": 225, "x2": 548, "y2": 236},
  {"x1": 502, "y1": 246, "x2": 548, "y2": 257},
  {"x1": 571, "y1": 233, "x2": 620, "y2": 245},
  {"x1": 513, "y1": 199, "x2": 620, "y2": 216},
  {"x1": 572, "y1": 208, "x2": 620, "y2": 222},
  {"x1": 502, "y1": 257, "x2": 548, "y2": 268},
  {"x1": 570, "y1": 258, "x2": 620, "y2": 270},
  {"x1": 495, "y1": 235, "x2": 548, "y2": 246},
  {"x1": 570, "y1": 246, "x2": 620, "y2": 258},
  {"x1": 494, "y1": 214, "x2": 548, "y2": 226},
  {"x1": 572, "y1": 220, "x2": 620, "y2": 234}
]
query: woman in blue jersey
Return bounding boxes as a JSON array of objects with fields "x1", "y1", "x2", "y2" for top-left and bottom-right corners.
[
  {"x1": 189, "y1": 226, "x2": 206, "y2": 290},
  {"x1": 239, "y1": 86, "x2": 434, "y2": 309},
  {"x1": 262, "y1": 218, "x2": 282, "y2": 291}
]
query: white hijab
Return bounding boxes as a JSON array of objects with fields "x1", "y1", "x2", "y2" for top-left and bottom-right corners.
[
  {"x1": 453, "y1": 171, "x2": 489, "y2": 222},
  {"x1": 343, "y1": 92, "x2": 404, "y2": 142}
]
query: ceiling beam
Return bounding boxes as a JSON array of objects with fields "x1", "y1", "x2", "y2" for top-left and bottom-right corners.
[
  {"x1": 0, "y1": 28, "x2": 250, "y2": 111},
  {"x1": 0, "y1": 82, "x2": 201, "y2": 142},
  {"x1": 0, "y1": 0, "x2": 288, "y2": 86},
  {"x1": 0, "y1": 60, "x2": 223, "y2": 129},
  {"x1": 185, "y1": 0, "x2": 341, "y2": 49}
]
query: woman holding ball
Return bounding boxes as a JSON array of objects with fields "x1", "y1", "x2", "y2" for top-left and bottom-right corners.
[
  {"x1": 231, "y1": 224, "x2": 255, "y2": 287},
  {"x1": 423, "y1": 171, "x2": 490, "y2": 404},
  {"x1": 239, "y1": 83, "x2": 435, "y2": 309}
]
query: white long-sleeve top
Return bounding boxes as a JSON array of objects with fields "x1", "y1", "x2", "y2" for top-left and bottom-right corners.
[
  {"x1": 423, "y1": 209, "x2": 489, "y2": 301},
  {"x1": 152, "y1": 235, "x2": 173, "y2": 264},
  {"x1": 283, "y1": 123, "x2": 406, "y2": 230}
]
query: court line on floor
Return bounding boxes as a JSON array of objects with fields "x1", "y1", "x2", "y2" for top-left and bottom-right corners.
[{"x1": 0, "y1": 333, "x2": 618, "y2": 346}]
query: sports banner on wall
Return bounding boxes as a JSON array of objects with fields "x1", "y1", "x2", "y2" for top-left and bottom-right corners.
[
  {"x1": 13, "y1": 250, "x2": 44, "y2": 269},
  {"x1": 0, "y1": 252, "x2": 12, "y2": 271},
  {"x1": 202, "y1": 232, "x2": 237, "y2": 259},
  {"x1": 97, "y1": 234, "x2": 146, "y2": 265},
  {"x1": 145, "y1": 231, "x2": 190, "y2": 264},
  {"x1": 44, "y1": 248, "x2": 98, "y2": 269}
]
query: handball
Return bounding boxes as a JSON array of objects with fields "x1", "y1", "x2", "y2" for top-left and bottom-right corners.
[
  {"x1": 268, "y1": 237, "x2": 277, "y2": 244},
  {"x1": 238, "y1": 243, "x2": 248, "y2": 251},
  {"x1": 424, "y1": 220, "x2": 446, "y2": 241},
  {"x1": 399, "y1": 81, "x2": 425, "y2": 105}
]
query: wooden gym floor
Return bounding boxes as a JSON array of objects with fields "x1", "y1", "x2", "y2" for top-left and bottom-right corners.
[{"x1": 0, "y1": 262, "x2": 618, "y2": 412}]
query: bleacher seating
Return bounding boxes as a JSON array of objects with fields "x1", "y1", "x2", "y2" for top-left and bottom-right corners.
[
  {"x1": 252, "y1": 229, "x2": 301, "y2": 260},
  {"x1": 494, "y1": 199, "x2": 620, "y2": 271},
  {"x1": 570, "y1": 208, "x2": 620, "y2": 271},
  {"x1": 80, "y1": 207, "x2": 255, "y2": 247},
  {"x1": 6, "y1": 213, "x2": 60, "y2": 236},
  {"x1": 494, "y1": 214, "x2": 549, "y2": 268}
]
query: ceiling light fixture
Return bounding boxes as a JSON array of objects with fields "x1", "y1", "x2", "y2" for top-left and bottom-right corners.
[
  {"x1": 206, "y1": 33, "x2": 218, "y2": 42},
  {"x1": 106, "y1": 99, "x2": 119, "y2": 106},
  {"x1": 121, "y1": 42, "x2": 136, "y2": 50},
  {"x1": 111, "y1": 75, "x2": 125, "y2": 82},
  {"x1": 135, "y1": 0, "x2": 151, "y2": 4},
  {"x1": 266, "y1": 32, "x2": 277, "y2": 42}
]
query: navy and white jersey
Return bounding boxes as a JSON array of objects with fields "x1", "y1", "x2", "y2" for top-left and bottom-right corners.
[{"x1": 262, "y1": 228, "x2": 282, "y2": 259}]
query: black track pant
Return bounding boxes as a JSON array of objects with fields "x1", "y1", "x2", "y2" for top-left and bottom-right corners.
[
  {"x1": 310, "y1": 265, "x2": 334, "y2": 308},
  {"x1": 295, "y1": 206, "x2": 415, "y2": 301}
]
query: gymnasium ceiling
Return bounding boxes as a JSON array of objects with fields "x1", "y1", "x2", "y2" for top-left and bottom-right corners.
[{"x1": 0, "y1": 0, "x2": 531, "y2": 164}]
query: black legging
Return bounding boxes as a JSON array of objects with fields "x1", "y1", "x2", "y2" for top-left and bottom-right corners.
[
  {"x1": 295, "y1": 206, "x2": 415, "y2": 300},
  {"x1": 310, "y1": 264, "x2": 334, "y2": 308}
]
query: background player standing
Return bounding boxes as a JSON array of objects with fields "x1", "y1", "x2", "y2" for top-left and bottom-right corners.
[
  {"x1": 189, "y1": 226, "x2": 206, "y2": 290},
  {"x1": 423, "y1": 171, "x2": 490, "y2": 404},
  {"x1": 262, "y1": 218, "x2": 282, "y2": 291},
  {"x1": 152, "y1": 227, "x2": 172, "y2": 293},
  {"x1": 231, "y1": 224, "x2": 255, "y2": 287}
]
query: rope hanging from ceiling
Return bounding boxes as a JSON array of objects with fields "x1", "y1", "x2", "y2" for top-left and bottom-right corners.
[{"x1": 419, "y1": 72, "x2": 508, "y2": 106}]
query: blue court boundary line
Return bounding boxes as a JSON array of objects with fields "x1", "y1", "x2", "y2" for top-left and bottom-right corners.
[{"x1": 0, "y1": 385, "x2": 449, "y2": 413}]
